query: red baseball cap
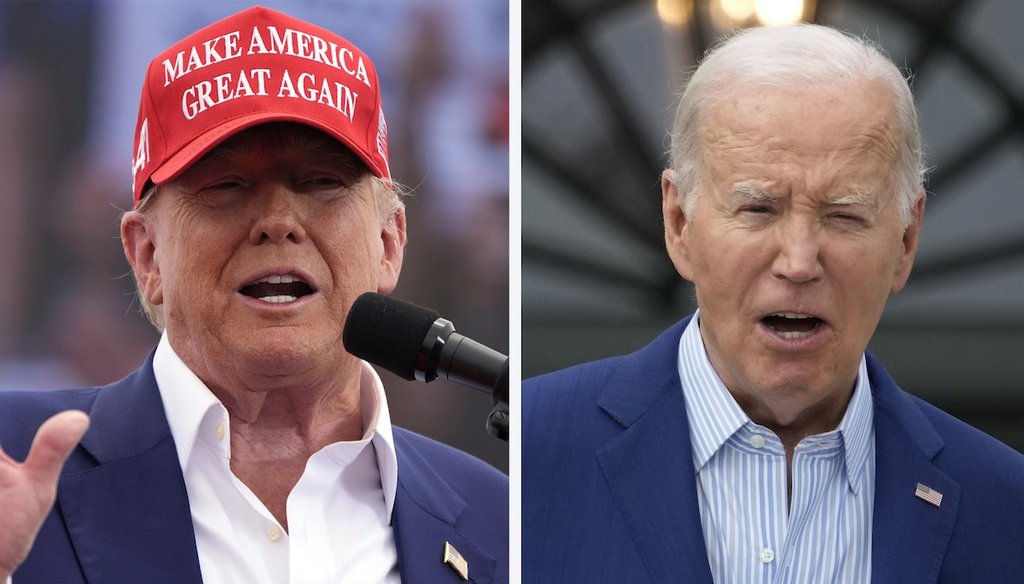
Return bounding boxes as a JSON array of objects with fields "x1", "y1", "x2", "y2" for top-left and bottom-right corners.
[{"x1": 130, "y1": 5, "x2": 391, "y2": 205}]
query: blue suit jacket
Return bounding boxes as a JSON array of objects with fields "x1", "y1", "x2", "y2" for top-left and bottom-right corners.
[
  {"x1": 1, "y1": 355, "x2": 508, "y2": 584},
  {"x1": 523, "y1": 316, "x2": 1024, "y2": 583}
]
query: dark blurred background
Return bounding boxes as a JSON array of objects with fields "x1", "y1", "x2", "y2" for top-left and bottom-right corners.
[
  {"x1": 523, "y1": 0, "x2": 1024, "y2": 451},
  {"x1": 0, "y1": 0, "x2": 509, "y2": 472}
]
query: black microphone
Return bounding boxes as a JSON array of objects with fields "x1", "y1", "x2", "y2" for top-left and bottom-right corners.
[{"x1": 343, "y1": 292, "x2": 509, "y2": 405}]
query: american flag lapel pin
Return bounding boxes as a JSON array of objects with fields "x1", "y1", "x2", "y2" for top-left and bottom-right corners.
[
  {"x1": 443, "y1": 541, "x2": 470, "y2": 581},
  {"x1": 915, "y1": 483, "x2": 943, "y2": 507}
]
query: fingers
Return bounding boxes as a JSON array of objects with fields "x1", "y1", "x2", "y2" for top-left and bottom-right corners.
[{"x1": 23, "y1": 411, "x2": 90, "y2": 484}]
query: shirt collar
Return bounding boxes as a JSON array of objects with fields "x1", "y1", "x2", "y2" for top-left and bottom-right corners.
[
  {"x1": 153, "y1": 332, "x2": 400, "y2": 519},
  {"x1": 677, "y1": 311, "x2": 874, "y2": 493}
]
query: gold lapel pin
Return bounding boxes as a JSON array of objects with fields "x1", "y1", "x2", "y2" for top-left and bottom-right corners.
[
  {"x1": 443, "y1": 541, "x2": 469, "y2": 581},
  {"x1": 915, "y1": 482, "x2": 943, "y2": 508}
]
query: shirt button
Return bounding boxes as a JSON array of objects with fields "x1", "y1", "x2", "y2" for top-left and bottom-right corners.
[
  {"x1": 750, "y1": 434, "x2": 766, "y2": 448},
  {"x1": 760, "y1": 547, "x2": 775, "y2": 563},
  {"x1": 216, "y1": 423, "x2": 225, "y2": 441},
  {"x1": 267, "y1": 525, "x2": 282, "y2": 541}
]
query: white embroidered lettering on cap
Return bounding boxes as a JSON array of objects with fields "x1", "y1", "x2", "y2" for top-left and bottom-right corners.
[
  {"x1": 173, "y1": 26, "x2": 370, "y2": 122},
  {"x1": 131, "y1": 118, "x2": 150, "y2": 191},
  {"x1": 181, "y1": 68, "x2": 272, "y2": 120},
  {"x1": 162, "y1": 31, "x2": 244, "y2": 86}
]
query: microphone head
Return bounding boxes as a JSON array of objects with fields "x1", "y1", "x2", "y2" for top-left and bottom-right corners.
[{"x1": 343, "y1": 292, "x2": 440, "y2": 381}]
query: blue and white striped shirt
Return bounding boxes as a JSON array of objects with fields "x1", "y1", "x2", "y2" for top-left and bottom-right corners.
[{"x1": 677, "y1": 313, "x2": 875, "y2": 583}]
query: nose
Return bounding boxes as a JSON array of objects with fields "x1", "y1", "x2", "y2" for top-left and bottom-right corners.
[
  {"x1": 770, "y1": 219, "x2": 823, "y2": 283},
  {"x1": 248, "y1": 186, "x2": 307, "y2": 245}
]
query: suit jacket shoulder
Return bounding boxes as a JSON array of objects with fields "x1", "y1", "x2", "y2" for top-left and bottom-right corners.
[
  {"x1": 0, "y1": 357, "x2": 203, "y2": 584},
  {"x1": 522, "y1": 318, "x2": 711, "y2": 584},
  {"x1": 523, "y1": 317, "x2": 692, "y2": 445},
  {"x1": 867, "y1": 354, "x2": 1024, "y2": 583},
  {"x1": 0, "y1": 387, "x2": 100, "y2": 461},
  {"x1": 391, "y1": 427, "x2": 509, "y2": 584}
]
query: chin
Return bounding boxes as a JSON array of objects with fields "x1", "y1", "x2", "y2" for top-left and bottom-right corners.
[
  {"x1": 236, "y1": 334, "x2": 330, "y2": 375},
  {"x1": 750, "y1": 365, "x2": 826, "y2": 396}
]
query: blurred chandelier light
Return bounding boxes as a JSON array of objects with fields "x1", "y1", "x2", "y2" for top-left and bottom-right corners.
[
  {"x1": 657, "y1": 0, "x2": 693, "y2": 25},
  {"x1": 720, "y1": 0, "x2": 756, "y2": 21},
  {"x1": 657, "y1": 0, "x2": 815, "y2": 31},
  {"x1": 754, "y1": 0, "x2": 805, "y2": 25}
]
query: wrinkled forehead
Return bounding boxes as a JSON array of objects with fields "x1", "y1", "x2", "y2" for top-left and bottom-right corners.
[{"x1": 702, "y1": 79, "x2": 901, "y2": 166}]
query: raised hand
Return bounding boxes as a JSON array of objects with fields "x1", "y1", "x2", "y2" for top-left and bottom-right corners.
[{"x1": 0, "y1": 411, "x2": 89, "y2": 579}]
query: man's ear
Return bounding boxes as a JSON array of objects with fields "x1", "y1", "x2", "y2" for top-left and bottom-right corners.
[
  {"x1": 121, "y1": 211, "x2": 163, "y2": 306},
  {"x1": 891, "y1": 191, "x2": 926, "y2": 294},
  {"x1": 662, "y1": 170, "x2": 695, "y2": 281},
  {"x1": 376, "y1": 206, "x2": 407, "y2": 294}
]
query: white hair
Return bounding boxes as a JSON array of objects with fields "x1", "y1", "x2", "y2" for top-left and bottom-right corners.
[{"x1": 668, "y1": 24, "x2": 926, "y2": 227}]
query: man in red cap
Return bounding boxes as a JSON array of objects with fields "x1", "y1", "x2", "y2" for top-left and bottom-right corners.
[{"x1": 0, "y1": 7, "x2": 507, "y2": 584}]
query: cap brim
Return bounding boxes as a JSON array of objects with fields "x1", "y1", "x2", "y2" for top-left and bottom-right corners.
[{"x1": 149, "y1": 112, "x2": 383, "y2": 186}]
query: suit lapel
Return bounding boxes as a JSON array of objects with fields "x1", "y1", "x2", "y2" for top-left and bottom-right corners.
[
  {"x1": 595, "y1": 319, "x2": 714, "y2": 584},
  {"x1": 868, "y1": 355, "x2": 959, "y2": 584},
  {"x1": 391, "y1": 431, "x2": 497, "y2": 584},
  {"x1": 57, "y1": 359, "x2": 203, "y2": 584}
]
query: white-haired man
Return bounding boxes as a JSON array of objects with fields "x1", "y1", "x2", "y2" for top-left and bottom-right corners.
[
  {"x1": 0, "y1": 7, "x2": 507, "y2": 584},
  {"x1": 523, "y1": 24, "x2": 1024, "y2": 583}
]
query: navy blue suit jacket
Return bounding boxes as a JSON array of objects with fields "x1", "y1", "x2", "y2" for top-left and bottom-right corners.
[
  {"x1": 523, "y1": 316, "x2": 1024, "y2": 583},
  {"x1": 1, "y1": 355, "x2": 508, "y2": 584}
]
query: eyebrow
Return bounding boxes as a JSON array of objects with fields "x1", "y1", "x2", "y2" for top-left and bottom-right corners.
[
  {"x1": 828, "y1": 192, "x2": 876, "y2": 207},
  {"x1": 730, "y1": 183, "x2": 879, "y2": 208},
  {"x1": 731, "y1": 183, "x2": 779, "y2": 202}
]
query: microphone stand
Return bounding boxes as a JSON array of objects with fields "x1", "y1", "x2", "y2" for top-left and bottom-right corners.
[
  {"x1": 420, "y1": 318, "x2": 509, "y2": 442},
  {"x1": 487, "y1": 402, "x2": 509, "y2": 442},
  {"x1": 485, "y1": 363, "x2": 509, "y2": 442}
]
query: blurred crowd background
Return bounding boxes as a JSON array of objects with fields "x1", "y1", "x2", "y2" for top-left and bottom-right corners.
[{"x1": 0, "y1": 0, "x2": 509, "y2": 471}]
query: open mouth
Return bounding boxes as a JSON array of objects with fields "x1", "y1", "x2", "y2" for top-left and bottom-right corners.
[
  {"x1": 239, "y1": 274, "x2": 315, "y2": 304},
  {"x1": 761, "y1": 312, "x2": 824, "y2": 340}
]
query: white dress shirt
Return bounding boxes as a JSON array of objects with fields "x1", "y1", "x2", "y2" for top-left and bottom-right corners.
[
  {"x1": 153, "y1": 333, "x2": 402, "y2": 584},
  {"x1": 678, "y1": 313, "x2": 875, "y2": 583}
]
